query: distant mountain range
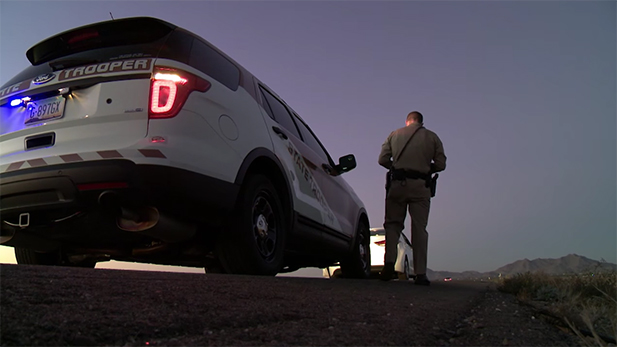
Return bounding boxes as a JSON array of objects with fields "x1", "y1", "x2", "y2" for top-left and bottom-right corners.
[{"x1": 427, "y1": 254, "x2": 617, "y2": 280}]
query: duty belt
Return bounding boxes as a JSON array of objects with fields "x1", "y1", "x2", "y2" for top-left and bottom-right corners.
[
  {"x1": 386, "y1": 168, "x2": 439, "y2": 197},
  {"x1": 390, "y1": 168, "x2": 430, "y2": 183}
]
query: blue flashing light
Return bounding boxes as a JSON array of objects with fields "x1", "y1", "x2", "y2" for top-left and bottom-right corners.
[{"x1": 9, "y1": 96, "x2": 31, "y2": 107}]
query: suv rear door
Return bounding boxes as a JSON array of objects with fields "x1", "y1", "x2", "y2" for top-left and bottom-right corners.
[
  {"x1": 257, "y1": 86, "x2": 340, "y2": 233},
  {"x1": 0, "y1": 18, "x2": 186, "y2": 165},
  {"x1": 290, "y1": 112, "x2": 356, "y2": 240}
]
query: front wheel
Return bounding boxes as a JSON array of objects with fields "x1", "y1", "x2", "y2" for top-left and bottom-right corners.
[
  {"x1": 216, "y1": 174, "x2": 286, "y2": 276},
  {"x1": 340, "y1": 221, "x2": 371, "y2": 279},
  {"x1": 399, "y1": 256, "x2": 411, "y2": 280}
]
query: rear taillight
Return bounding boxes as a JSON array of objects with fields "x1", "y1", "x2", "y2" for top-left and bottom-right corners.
[
  {"x1": 149, "y1": 67, "x2": 211, "y2": 119},
  {"x1": 374, "y1": 240, "x2": 386, "y2": 247}
]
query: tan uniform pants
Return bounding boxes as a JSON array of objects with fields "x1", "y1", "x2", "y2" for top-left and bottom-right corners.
[{"x1": 383, "y1": 180, "x2": 431, "y2": 275}]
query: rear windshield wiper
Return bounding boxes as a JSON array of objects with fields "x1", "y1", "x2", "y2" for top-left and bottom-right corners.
[{"x1": 49, "y1": 58, "x2": 99, "y2": 71}]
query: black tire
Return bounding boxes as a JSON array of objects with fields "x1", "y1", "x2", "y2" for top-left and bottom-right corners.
[
  {"x1": 15, "y1": 248, "x2": 96, "y2": 268},
  {"x1": 204, "y1": 259, "x2": 227, "y2": 274},
  {"x1": 15, "y1": 248, "x2": 60, "y2": 265},
  {"x1": 326, "y1": 268, "x2": 342, "y2": 279},
  {"x1": 399, "y1": 256, "x2": 411, "y2": 280},
  {"x1": 340, "y1": 221, "x2": 371, "y2": 279},
  {"x1": 216, "y1": 174, "x2": 286, "y2": 276},
  {"x1": 67, "y1": 259, "x2": 97, "y2": 268}
]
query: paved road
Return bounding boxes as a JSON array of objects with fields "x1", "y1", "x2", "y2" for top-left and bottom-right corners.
[{"x1": 0, "y1": 264, "x2": 574, "y2": 346}]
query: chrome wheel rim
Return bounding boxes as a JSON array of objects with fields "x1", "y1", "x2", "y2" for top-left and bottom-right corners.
[
  {"x1": 252, "y1": 193, "x2": 277, "y2": 261},
  {"x1": 358, "y1": 228, "x2": 369, "y2": 271},
  {"x1": 404, "y1": 259, "x2": 410, "y2": 280}
]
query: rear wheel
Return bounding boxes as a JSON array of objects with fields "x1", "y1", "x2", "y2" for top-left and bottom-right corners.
[
  {"x1": 216, "y1": 174, "x2": 286, "y2": 275},
  {"x1": 340, "y1": 221, "x2": 371, "y2": 279},
  {"x1": 15, "y1": 248, "x2": 60, "y2": 265}
]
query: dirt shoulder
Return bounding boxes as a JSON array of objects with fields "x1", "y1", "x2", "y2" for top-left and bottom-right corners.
[
  {"x1": 0, "y1": 264, "x2": 579, "y2": 346},
  {"x1": 449, "y1": 288, "x2": 580, "y2": 346}
]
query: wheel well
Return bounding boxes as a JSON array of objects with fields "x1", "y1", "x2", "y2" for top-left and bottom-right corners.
[
  {"x1": 242, "y1": 156, "x2": 292, "y2": 227},
  {"x1": 352, "y1": 212, "x2": 370, "y2": 250},
  {"x1": 359, "y1": 213, "x2": 369, "y2": 230}
]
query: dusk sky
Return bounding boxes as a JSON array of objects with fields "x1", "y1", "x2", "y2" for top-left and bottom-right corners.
[{"x1": 0, "y1": 1, "x2": 615, "y2": 276}]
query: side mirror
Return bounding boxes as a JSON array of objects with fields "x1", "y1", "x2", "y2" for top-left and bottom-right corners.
[{"x1": 335, "y1": 154, "x2": 357, "y2": 173}]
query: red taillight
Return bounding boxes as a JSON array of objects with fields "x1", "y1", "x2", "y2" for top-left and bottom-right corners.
[
  {"x1": 149, "y1": 67, "x2": 211, "y2": 119},
  {"x1": 151, "y1": 80, "x2": 177, "y2": 113},
  {"x1": 374, "y1": 240, "x2": 386, "y2": 246}
]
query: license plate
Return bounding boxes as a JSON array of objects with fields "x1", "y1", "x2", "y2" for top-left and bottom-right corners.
[{"x1": 24, "y1": 96, "x2": 66, "y2": 125}]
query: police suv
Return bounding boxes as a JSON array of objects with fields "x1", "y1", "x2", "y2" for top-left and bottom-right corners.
[{"x1": 0, "y1": 17, "x2": 371, "y2": 276}]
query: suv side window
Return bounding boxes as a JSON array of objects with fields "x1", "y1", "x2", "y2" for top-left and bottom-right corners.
[
  {"x1": 190, "y1": 39, "x2": 240, "y2": 91},
  {"x1": 294, "y1": 114, "x2": 332, "y2": 164},
  {"x1": 259, "y1": 88, "x2": 302, "y2": 139}
]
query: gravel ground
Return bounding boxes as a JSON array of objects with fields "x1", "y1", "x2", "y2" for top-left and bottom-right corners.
[
  {"x1": 449, "y1": 289, "x2": 580, "y2": 346},
  {"x1": 0, "y1": 264, "x2": 580, "y2": 346}
]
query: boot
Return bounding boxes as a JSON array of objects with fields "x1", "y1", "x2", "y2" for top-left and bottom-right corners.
[
  {"x1": 414, "y1": 274, "x2": 431, "y2": 286},
  {"x1": 380, "y1": 262, "x2": 395, "y2": 281}
]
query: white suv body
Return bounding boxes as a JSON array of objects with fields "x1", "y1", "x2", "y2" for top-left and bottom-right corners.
[
  {"x1": 0, "y1": 17, "x2": 370, "y2": 276},
  {"x1": 323, "y1": 227, "x2": 413, "y2": 280}
]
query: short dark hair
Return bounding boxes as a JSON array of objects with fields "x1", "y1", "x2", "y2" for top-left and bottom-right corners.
[{"x1": 407, "y1": 111, "x2": 423, "y2": 124}]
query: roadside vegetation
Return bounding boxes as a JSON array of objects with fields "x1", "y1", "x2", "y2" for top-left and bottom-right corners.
[{"x1": 498, "y1": 268, "x2": 616, "y2": 346}]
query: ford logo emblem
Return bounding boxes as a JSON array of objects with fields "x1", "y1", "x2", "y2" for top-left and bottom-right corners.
[{"x1": 32, "y1": 73, "x2": 56, "y2": 85}]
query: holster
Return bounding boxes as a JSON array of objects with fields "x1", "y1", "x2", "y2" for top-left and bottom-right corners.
[
  {"x1": 385, "y1": 170, "x2": 392, "y2": 192},
  {"x1": 430, "y1": 174, "x2": 439, "y2": 197}
]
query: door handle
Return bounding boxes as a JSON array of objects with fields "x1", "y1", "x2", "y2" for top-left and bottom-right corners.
[{"x1": 272, "y1": 126, "x2": 288, "y2": 140}]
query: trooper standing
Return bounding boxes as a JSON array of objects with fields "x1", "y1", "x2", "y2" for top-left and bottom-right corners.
[{"x1": 378, "y1": 111, "x2": 446, "y2": 285}]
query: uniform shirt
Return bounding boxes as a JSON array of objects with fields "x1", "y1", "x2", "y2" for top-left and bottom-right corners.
[{"x1": 378, "y1": 123, "x2": 447, "y2": 197}]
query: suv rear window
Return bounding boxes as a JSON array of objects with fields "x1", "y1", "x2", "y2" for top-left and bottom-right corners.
[
  {"x1": 2, "y1": 18, "x2": 188, "y2": 89},
  {"x1": 26, "y1": 17, "x2": 176, "y2": 66},
  {"x1": 2, "y1": 17, "x2": 240, "y2": 92},
  {"x1": 190, "y1": 39, "x2": 240, "y2": 91}
]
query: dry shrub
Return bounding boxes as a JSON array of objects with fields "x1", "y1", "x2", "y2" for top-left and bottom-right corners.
[{"x1": 498, "y1": 270, "x2": 616, "y2": 346}]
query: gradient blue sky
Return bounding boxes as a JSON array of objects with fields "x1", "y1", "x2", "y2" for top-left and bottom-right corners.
[{"x1": 1, "y1": 1, "x2": 615, "y2": 275}]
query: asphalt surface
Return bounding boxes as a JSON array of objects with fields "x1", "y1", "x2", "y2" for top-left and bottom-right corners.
[{"x1": 0, "y1": 264, "x2": 577, "y2": 346}]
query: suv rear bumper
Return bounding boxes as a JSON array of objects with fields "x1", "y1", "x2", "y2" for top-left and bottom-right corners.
[{"x1": 0, "y1": 159, "x2": 239, "y2": 228}]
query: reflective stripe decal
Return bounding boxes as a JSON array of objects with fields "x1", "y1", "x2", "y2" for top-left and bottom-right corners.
[
  {"x1": 139, "y1": 149, "x2": 166, "y2": 158},
  {"x1": 6, "y1": 161, "x2": 25, "y2": 172},
  {"x1": 27, "y1": 158, "x2": 46, "y2": 167},
  {"x1": 60, "y1": 154, "x2": 83, "y2": 162},
  {"x1": 97, "y1": 150, "x2": 123, "y2": 158},
  {"x1": 0, "y1": 149, "x2": 166, "y2": 173}
]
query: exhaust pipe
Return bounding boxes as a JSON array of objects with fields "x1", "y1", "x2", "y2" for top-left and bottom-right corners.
[
  {"x1": 117, "y1": 206, "x2": 158, "y2": 232},
  {"x1": 118, "y1": 207, "x2": 196, "y2": 243},
  {"x1": 98, "y1": 191, "x2": 196, "y2": 243}
]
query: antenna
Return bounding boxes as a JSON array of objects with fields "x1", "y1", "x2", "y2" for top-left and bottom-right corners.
[{"x1": 110, "y1": 12, "x2": 115, "y2": 20}]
